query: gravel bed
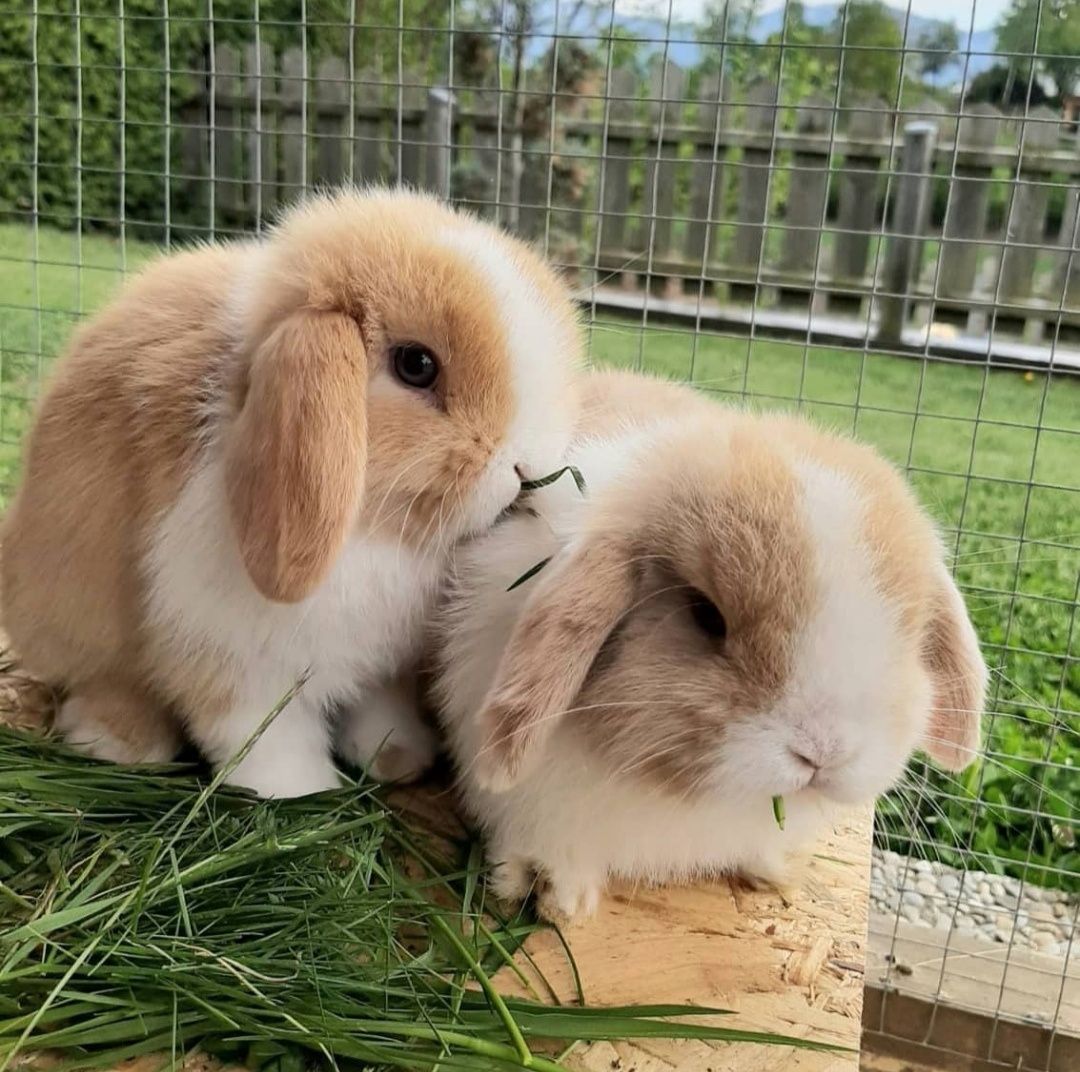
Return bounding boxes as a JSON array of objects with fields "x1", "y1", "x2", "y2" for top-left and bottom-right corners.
[{"x1": 870, "y1": 848, "x2": 1078, "y2": 957}]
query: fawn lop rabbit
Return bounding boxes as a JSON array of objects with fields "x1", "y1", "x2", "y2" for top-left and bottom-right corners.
[
  {"x1": 2, "y1": 188, "x2": 581, "y2": 797},
  {"x1": 432, "y1": 371, "x2": 986, "y2": 921}
]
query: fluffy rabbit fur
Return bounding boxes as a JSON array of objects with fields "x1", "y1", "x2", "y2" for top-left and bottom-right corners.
[
  {"x1": 432, "y1": 370, "x2": 986, "y2": 921},
  {"x1": 2, "y1": 188, "x2": 581, "y2": 797}
]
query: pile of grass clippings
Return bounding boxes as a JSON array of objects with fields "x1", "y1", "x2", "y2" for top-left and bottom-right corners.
[{"x1": 0, "y1": 712, "x2": 841, "y2": 1071}]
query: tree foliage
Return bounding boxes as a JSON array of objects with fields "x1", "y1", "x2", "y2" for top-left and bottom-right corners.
[
  {"x1": 996, "y1": 0, "x2": 1080, "y2": 102},
  {"x1": 769, "y1": 1, "x2": 836, "y2": 106},
  {"x1": 0, "y1": 0, "x2": 450, "y2": 235},
  {"x1": 834, "y1": 0, "x2": 903, "y2": 104},
  {"x1": 964, "y1": 62, "x2": 1051, "y2": 108},
  {"x1": 915, "y1": 22, "x2": 960, "y2": 84},
  {"x1": 696, "y1": 1, "x2": 765, "y2": 85}
]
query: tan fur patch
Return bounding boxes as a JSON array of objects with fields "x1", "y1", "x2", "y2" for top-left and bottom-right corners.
[
  {"x1": 477, "y1": 535, "x2": 634, "y2": 789},
  {"x1": 225, "y1": 310, "x2": 367, "y2": 602},
  {"x1": 571, "y1": 419, "x2": 818, "y2": 793}
]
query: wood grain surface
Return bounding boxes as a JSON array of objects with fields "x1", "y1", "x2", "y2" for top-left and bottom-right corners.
[{"x1": 503, "y1": 812, "x2": 872, "y2": 1071}]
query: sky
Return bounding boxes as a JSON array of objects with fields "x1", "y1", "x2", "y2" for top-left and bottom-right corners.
[{"x1": 618, "y1": 0, "x2": 1013, "y2": 31}]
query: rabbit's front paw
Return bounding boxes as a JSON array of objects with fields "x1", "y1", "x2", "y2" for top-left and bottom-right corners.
[
  {"x1": 535, "y1": 868, "x2": 603, "y2": 925},
  {"x1": 337, "y1": 682, "x2": 437, "y2": 784}
]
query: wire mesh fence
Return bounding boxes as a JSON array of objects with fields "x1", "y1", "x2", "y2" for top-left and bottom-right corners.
[{"x1": 0, "y1": 1, "x2": 1077, "y2": 1068}]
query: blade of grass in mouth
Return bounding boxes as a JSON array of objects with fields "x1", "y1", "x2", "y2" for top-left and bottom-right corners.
[{"x1": 519, "y1": 466, "x2": 586, "y2": 495}]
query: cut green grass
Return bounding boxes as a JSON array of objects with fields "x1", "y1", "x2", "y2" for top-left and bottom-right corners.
[
  {"x1": 0, "y1": 222, "x2": 1077, "y2": 891},
  {"x1": 0, "y1": 726, "x2": 846, "y2": 1070}
]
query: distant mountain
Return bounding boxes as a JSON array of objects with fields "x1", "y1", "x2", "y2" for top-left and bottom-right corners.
[{"x1": 525, "y1": 1, "x2": 1000, "y2": 88}]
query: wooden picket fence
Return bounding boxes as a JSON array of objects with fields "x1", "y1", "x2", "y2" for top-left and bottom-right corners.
[{"x1": 181, "y1": 45, "x2": 1080, "y2": 352}]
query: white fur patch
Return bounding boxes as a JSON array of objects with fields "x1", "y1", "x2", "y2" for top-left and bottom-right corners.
[
  {"x1": 780, "y1": 461, "x2": 912, "y2": 802},
  {"x1": 221, "y1": 241, "x2": 268, "y2": 343},
  {"x1": 438, "y1": 227, "x2": 576, "y2": 483},
  {"x1": 144, "y1": 454, "x2": 442, "y2": 796}
]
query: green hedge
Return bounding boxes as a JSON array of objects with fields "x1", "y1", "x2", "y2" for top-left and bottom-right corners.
[{"x1": 0, "y1": 1, "x2": 449, "y2": 238}]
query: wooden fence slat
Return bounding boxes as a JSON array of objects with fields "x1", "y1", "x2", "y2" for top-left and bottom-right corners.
[
  {"x1": 314, "y1": 56, "x2": 348, "y2": 187},
  {"x1": 514, "y1": 68, "x2": 547, "y2": 240},
  {"x1": 353, "y1": 67, "x2": 386, "y2": 183},
  {"x1": 1057, "y1": 187, "x2": 1080, "y2": 318},
  {"x1": 179, "y1": 54, "x2": 209, "y2": 227},
  {"x1": 903, "y1": 100, "x2": 948, "y2": 282},
  {"x1": 878, "y1": 120, "x2": 938, "y2": 345},
  {"x1": 938, "y1": 102, "x2": 1001, "y2": 301},
  {"x1": 999, "y1": 106, "x2": 1059, "y2": 307},
  {"x1": 398, "y1": 69, "x2": 428, "y2": 187},
  {"x1": 243, "y1": 43, "x2": 277, "y2": 219},
  {"x1": 639, "y1": 60, "x2": 685, "y2": 267},
  {"x1": 731, "y1": 79, "x2": 779, "y2": 285},
  {"x1": 779, "y1": 95, "x2": 833, "y2": 282},
  {"x1": 212, "y1": 44, "x2": 242, "y2": 222},
  {"x1": 178, "y1": 59, "x2": 1080, "y2": 337},
  {"x1": 598, "y1": 67, "x2": 639, "y2": 277},
  {"x1": 831, "y1": 99, "x2": 889, "y2": 295},
  {"x1": 465, "y1": 84, "x2": 501, "y2": 217},
  {"x1": 684, "y1": 71, "x2": 727, "y2": 270},
  {"x1": 280, "y1": 47, "x2": 307, "y2": 198},
  {"x1": 517, "y1": 68, "x2": 552, "y2": 240}
]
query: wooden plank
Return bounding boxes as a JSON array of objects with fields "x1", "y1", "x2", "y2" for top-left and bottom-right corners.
[
  {"x1": 424, "y1": 87, "x2": 453, "y2": 197},
  {"x1": 178, "y1": 56, "x2": 209, "y2": 229},
  {"x1": 517, "y1": 145, "x2": 549, "y2": 241},
  {"x1": 999, "y1": 106, "x2": 1059, "y2": 307},
  {"x1": 500, "y1": 811, "x2": 871, "y2": 1071},
  {"x1": 597, "y1": 67, "x2": 639, "y2": 274},
  {"x1": 516, "y1": 70, "x2": 555, "y2": 242},
  {"x1": 866, "y1": 912, "x2": 1080, "y2": 1037},
  {"x1": 779, "y1": 95, "x2": 833, "y2": 280},
  {"x1": 313, "y1": 55, "x2": 347, "y2": 187},
  {"x1": 684, "y1": 71, "x2": 728, "y2": 271},
  {"x1": 865, "y1": 912, "x2": 1080, "y2": 1071},
  {"x1": 243, "y1": 43, "x2": 277, "y2": 220},
  {"x1": 877, "y1": 120, "x2": 937, "y2": 346},
  {"x1": 465, "y1": 84, "x2": 503, "y2": 218},
  {"x1": 1058, "y1": 186, "x2": 1080, "y2": 318},
  {"x1": 639, "y1": 60, "x2": 685, "y2": 261},
  {"x1": 397, "y1": 68, "x2": 427, "y2": 187},
  {"x1": 279, "y1": 47, "x2": 306, "y2": 200},
  {"x1": 831, "y1": 99, "x2": 889, "y2": 288},
  {"x1": 353, "y1": 67, "x2": 386, "y2": 184},
  {"x1": 731, "y1": 79, "x2": 778, "y2": 276},
  {"x1": 938, "y1": 103, "x2": 1001, "y2": 301},
  {"x1": 212, "y1": 43, "x2": 241, "y2": 222}
]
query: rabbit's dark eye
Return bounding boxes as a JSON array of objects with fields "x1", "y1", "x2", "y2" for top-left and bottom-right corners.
[
  {"x1": 392, "y1": 344, "x2": 439, "y2": 390},
  {"x1": 689, "y1": 590, "x2": 727, "y2": 641}
]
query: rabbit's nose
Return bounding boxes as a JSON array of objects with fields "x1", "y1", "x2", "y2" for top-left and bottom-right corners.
[{"x1": 789, "y1": 748, "x2": 821, "y2": 773}]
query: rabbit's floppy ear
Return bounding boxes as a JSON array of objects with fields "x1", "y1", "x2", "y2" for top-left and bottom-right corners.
[
  {"x1": 225, "y1": 310, "x2": 366, "y2": 604},
  {"x1": 920, "y1": 562, "x2": 986, "y2": 772},
  {"x1": 475, "y1": 534, "x2": 634, "y2": 791}
]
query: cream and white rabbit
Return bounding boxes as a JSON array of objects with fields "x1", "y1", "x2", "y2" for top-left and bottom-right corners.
[
  {"x1": 2, "y1": 188, "x2": 581, "y2": 797},
  {"x1": 432, "y1": 370, "x2": 986, "y2": 921}
]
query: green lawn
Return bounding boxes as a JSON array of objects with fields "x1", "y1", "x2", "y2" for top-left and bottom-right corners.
[{"x1": 1, "y1": 222, "x2": 1078, "y2": 886}]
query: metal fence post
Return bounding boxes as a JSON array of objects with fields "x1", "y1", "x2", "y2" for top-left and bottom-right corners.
[{"x1": 877, "y1": 120, "x2": 937, "y2": 347}]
